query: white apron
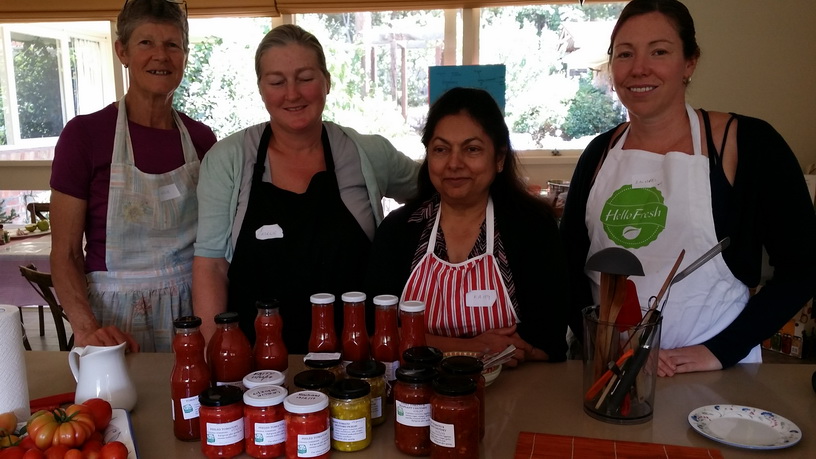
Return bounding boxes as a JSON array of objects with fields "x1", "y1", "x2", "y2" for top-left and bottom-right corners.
[
  {"x1": 87, "y1": 98, "x2": 200, "y2": 352},
  {"x1": 585, "y1": 104, "x2": 760, "y2": 363},
  {"x1": 401, "y1": 198, "x2": 518, "y2": 338}
]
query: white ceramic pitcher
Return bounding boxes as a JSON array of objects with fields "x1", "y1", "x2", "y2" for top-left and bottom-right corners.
[{"x1": 68, "y1": 342, "x2": 137, "y2": 411}]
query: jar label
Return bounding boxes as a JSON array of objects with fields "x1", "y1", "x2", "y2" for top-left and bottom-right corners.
[
  {"x1": 430, "y1": 419, "x2": 455, "y2": 448},
  {"x1": 396, "y1": 401, "x2": 431, "y2": 427},
  {"x1": 297, "y1": 428, "x2": 330, "y2": 457},
  {"x1": 383, "y1": 360, "x2": 399, "y2": 381},
  {"x1": 330, "y1": 417, "x2": 367, "y2": 442},
  {"x1": 253, "y1": 420, "x2": 285, "y2": 446},
  {"x1": 205, "y1": 418, "x2": 244, "y2": 446},
  {"x1": 371, "y1": 396, "x2": 382, "y2": 418},
  {"x1": 179, "y1": 395, "x2": 202, "y2": 420}
]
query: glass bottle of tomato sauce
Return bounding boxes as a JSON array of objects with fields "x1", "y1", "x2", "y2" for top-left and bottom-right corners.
[
  {"x1": 171, "y1": 316, "x2": 211, "y2": 441},
  {"x1": 284, "y1": 390, "x2": 331, "y2": 459},
  {"x1": 199, "y1": 385, "x2": 245, "y2": 458},
  {"x1": 341, "y1": 291, "x2": 370, "y2": 363},
  {"x1": 308, "y1": 293, "x2": 338, "y2": 353},
  {"x1": 243, "y1": 385, "x2": 287, "y2": 459},
  {"x1": 207, "y1": 311, "x2": 253, "y2": 389},
  {"x1": 429, "y1": 375, "x2": 479, "y2": 458},
  {"x1": 370, "y1": 294, "x2": 400, "y2": 402},
  {"x1": 253, "y1": 300, "x2": 288, "y2": 374},
  {"x1": 394, "y1": 363, "x2": 437, "y2": 456},
  {"x1": 399, "y1": 300, "x2": 426, "y2": 364}
]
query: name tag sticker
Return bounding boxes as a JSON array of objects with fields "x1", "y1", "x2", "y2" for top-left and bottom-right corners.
[
  {"x1": 466, "y1": 290, "x2": 496, "y2": 307},
  {"x1": 158, "y1": 183, "x2": 181, "y2": 201},
  {"x1": 631, "y1": 173, "x2": 661, "y2": 189},
  {"x1": 256, "y1": 224, "x2": 284, "y2": 240}
]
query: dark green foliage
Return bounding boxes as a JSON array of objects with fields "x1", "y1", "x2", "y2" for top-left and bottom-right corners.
[
  {"x1": 561, "y1": 77, "x2": 625, "y2": 140},
  {"x1": 13, "y1": 34, "x2": 63, "y2": 139}
]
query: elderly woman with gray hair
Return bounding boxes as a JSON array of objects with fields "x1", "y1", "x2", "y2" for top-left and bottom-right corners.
[
  {"x1": 193, "y1": 24, "x2": 419, "y2": 352},
  {"x1": 50, "y1": 0, "x2": 217, "y2": 352}
]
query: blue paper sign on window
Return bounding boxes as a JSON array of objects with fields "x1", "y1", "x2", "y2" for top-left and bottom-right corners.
[{"x1": 428, "y1": 64, "x2": 506, "y2": 113}]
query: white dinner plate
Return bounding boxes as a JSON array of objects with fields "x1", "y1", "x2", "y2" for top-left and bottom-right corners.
[
  {"x1": 688, "y1": 404, "x2": 802, "y2": 450},
  {"x1": 104, "y1": 408, "x2": 139, "y2": 459}
]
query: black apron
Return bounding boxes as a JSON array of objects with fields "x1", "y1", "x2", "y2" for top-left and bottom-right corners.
[{"x1": 227, "y1": 124, "x2": 371, "y2": 354}]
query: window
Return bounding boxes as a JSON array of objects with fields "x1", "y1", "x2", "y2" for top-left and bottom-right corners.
[{"x1": 0, "y1": 22, "x2": 114, "y2": 151}]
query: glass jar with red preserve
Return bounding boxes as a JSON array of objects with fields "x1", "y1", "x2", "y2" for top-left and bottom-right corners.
[
  {"x1": 243, "y1": 385, "x2": 287, "y2": 459},
  {"x1": 308, "y1": 293, "x2": 338, "y2": 353},
  {"x1": 284, "y1": 390, "x2": 331, "y2": 459},
  {"x1": 399, "y1": 300, "x2": 426, "y2": 364},
  {"x1": 171, "y1": 316, "x2": 211, "y2": 441},
  {"x1": 345, "y1": 360, "x2": 386, "y2": 426},
  {"x1": 402, "y1": 346, "x2": 444, "y2": 369},
  {"x1": 429, "y1": 375, "x2": 479, "y2": 458},
  {"x1": 439, "y1": 356, "x2": 485, "y2": 439},
  {"x1": 303, "y1": 354, "x2": 345, "y2": 381},
  {"x1": 207, "y1": 311, "x2": 253, "y2": 389},
  {"x1": 253, "y1": 300, "x2": 288, "y2": 374},
  {"x1": 340, "y1": 291, "x2": 370, "y2": 362},
  {"x1": 293, "y1": 369, "x2": 336, "y2": 395},
  {"x1": 370, "y1": 294, "x2": 400, "y2": 402},
  {"x1": 199, "y1": 385, "x2": 245, "y2": 458},
  {"x1": 394, "y1": 363, "x2": 437, "y2": 456}
]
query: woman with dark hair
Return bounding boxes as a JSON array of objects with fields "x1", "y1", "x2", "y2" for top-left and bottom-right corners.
[
  {"x1": 193, "y1": 24, "x2": 418, "y2": 352},
  {"x1": 49, "y1": 0, "x2": 217, "y2": 352},
  {"x1": 366, "y1": 87, "x2": 569, "y2": 366},
  {"x1": 561, "y1": 0, "x2": 816, "y2": 375}
]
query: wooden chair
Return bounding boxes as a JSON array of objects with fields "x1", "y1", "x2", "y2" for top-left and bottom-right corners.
[
  {"x1": 26, "y1": 202, "x2": 50, "y2": 223},
  {"x1": 18, "y1": 264, "x2": 74, "y2": 351}
]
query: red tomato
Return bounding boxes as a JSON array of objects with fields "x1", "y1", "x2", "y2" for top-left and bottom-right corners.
[
  {"x1": 0, "y1": 446, "x2": 25, "y2": 459},
  {"x1": 17, "y1": 436, "x2": 35, "y2": 451},
  {"x1": 27, "y1": 406, "x2": 95, "y2": 450},
  {"x1": 62, "y1": 450, "x2": 82, "y2": 459},
  {"x1": 0, "y1": 412, "x2": 17, "y2": 436},
  {"x1": 22, "y1": 448, "x2": 46, "y2": 459},
  {"x1": 80, "y1": 400, "x2": 112, "y2": 432},
  {"x1": 81, "y1": 440, "x2": 102, "y2": 454},
  {"x1": 98, "y1": 442, "x2": 127, "y2": 459},
  {"x1": 86, "y1": 432, "x2": 103, "y2": 445},
  {"x1": 43, "y1": 445, "x2": 69, "y2": 459}
]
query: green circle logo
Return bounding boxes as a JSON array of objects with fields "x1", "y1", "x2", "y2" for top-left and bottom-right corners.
[{"x1": 600, "y1": 185, "x2": 667, "y2": 248}]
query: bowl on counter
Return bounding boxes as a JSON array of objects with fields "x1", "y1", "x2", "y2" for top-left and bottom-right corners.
[{"x1": 442, "y1": 351, "x2": 502, "y2": 386}]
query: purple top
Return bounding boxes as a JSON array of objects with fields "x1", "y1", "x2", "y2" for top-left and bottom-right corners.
[{"x1": 50, "y1": 103, "x2": 217, "y2": 272}]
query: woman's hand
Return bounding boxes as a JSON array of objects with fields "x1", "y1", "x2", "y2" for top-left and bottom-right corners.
[
  {"x1": 427, "y1": 324, "x2": 545, "y2": 368},
  {"x1": 658, "y1": 345, "x2": 722, "y2": 377},
  {"x1": 75, "y1": 326, "x2": 140, "y2": 353}
]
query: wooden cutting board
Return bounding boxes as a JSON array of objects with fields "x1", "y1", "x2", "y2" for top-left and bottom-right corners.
[{"x1": 515, "y1": 432, "x2": 724, "y2": 458}]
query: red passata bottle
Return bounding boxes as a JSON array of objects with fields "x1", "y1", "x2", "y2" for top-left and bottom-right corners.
[
  {"x1": 253, "y1": 300, "x2": 288, "y2": 374},
  {"x1": 370, "y1": 294, "x2": 400, "y2": 401},
  {"x1": 308, "y1": 293, "x2": 338, "y2": 353},
  {"x1": 399, "y1": 300, "x2": 427, "y2": 365},
  {"x1": 341, "y1": 291, "x2": 370, "y2": 362},
  {"x1": 171, "y1": 316, "x2": 211, "y2": 441},
  {"x1": 207, "y1": 311, "x2": 253, "y2": 388}
]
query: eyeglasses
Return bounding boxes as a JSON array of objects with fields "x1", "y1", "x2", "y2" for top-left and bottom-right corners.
[{"x1": 123, "y1": 0, "x2": 188, "y2": 17}]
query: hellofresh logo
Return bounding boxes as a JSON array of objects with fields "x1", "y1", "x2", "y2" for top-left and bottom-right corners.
[{"x1": 600, "y1": 185, "x2": 667, "y2": 248}]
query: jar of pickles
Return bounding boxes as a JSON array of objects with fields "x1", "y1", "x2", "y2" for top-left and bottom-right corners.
[
  {"x1": 293, "y1": 369, "x2": 335, "y2": 395},
  {"x1": 345, "y1": 360, "x2": 386, "y2": 426},
  {"x1": 328, "y1": 379, "x2": 372, "y2": 452},
  {"x1": 243, "y1": 370, "x2": 286, "y2": 391},
  {"x1": 394, "y1": 363, "x2": 437, "y2": 456},
  {"x1": 440, "y1": 355, "x2": 485, "y2": 439},
  {"x1": 304, "y1": 354, "x2": 345, "y2": 381},
  {"x1": 243, "y1": 385, "x2": 287, "y2": 458},
  {"x1": 284, "y1": 391, "x2": 331, "y2": 459},
  {"x1": 430, "y1": 375, "x2": 479, "y2": 458},
  {"x1": 198, "y1": 385, "x2": 245, "y2": 458}
]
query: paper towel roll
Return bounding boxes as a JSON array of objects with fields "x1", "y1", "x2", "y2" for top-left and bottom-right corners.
[{"x1": 0, "y1": 305, "x2": 30, "y2": 421}]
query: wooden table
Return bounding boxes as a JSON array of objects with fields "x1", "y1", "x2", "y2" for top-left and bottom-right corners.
[{"x1": 24, "y1": 352, "x2": 816, "y2": 458}]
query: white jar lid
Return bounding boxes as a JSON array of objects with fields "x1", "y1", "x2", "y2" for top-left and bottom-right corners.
[
  {"x1": 284, "y1": 390, "x2": 329, "y2": 413},
  {"x1": 243, "y1": 370, "x2": 286, "y2": 389},
  {"x1": 373, "y1": 294, "x2": 398, "y2": 306},
  {"x1": 400, "y1": 300, "x2": 426, "y2": 313},
  {"x1": 310, "y1": 293, "x2": 335, "y2": 304},
  {"x1": 243, "y1": 385, "x2": 287, "y2": 407},
  {"x1": 341, "y1": 291, "x2": 366, "y2": 303}
]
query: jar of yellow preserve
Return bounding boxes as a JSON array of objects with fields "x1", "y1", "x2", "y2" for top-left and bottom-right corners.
[{"x1": 328, "y1": 379, "x2": 371, "y2": 451}]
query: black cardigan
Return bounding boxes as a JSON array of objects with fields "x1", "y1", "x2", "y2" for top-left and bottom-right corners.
[
  {"x1": 365, "y1": 193, "x2": 570, "y2": 361},
  {"x1": 560, "y1": 111, "x2": 816, "y2": 368}
]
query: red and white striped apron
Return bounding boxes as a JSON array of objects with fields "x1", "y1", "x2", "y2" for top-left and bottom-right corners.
[{"x1": 401, "y1": 198, "x2": 518, "y2": 338}]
